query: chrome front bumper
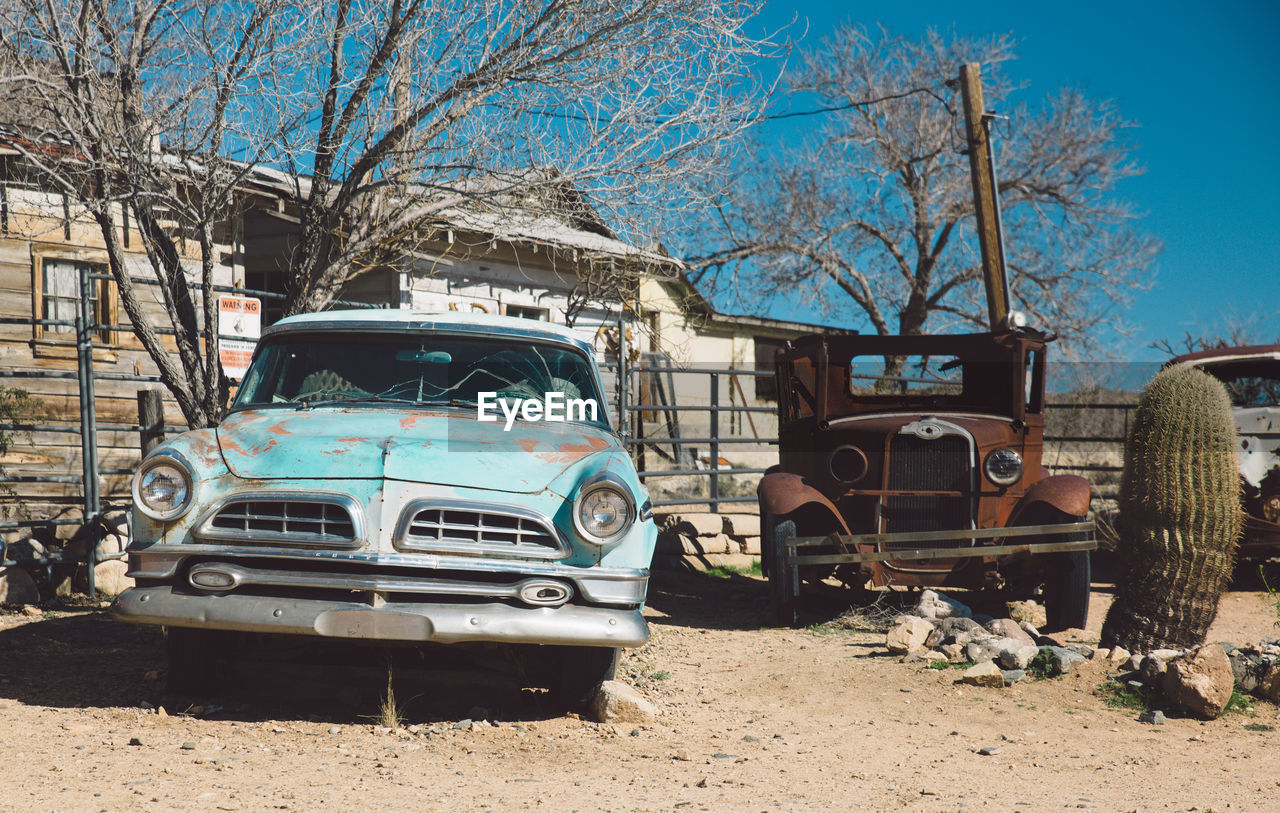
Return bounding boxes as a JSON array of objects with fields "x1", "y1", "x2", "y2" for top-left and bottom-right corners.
[{"x1": 111, "y1": 586, "x2": 648, "y2": 647}]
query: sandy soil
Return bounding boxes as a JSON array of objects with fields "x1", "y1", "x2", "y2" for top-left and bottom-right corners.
[{"x1": 2, "y1": 562, "x2": 1278, "y2": 813}]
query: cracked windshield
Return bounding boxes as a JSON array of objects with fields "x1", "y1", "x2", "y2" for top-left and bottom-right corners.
[{"x1": 233, "y1": 331, "x2": 607, "y2": 427}]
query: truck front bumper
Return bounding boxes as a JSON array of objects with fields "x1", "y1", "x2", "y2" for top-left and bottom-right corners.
[{"x1": 111, "y1": 586, "x2": 648, "y2": 648}]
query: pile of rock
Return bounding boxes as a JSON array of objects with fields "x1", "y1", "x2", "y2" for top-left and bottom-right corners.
[
  {"x1": 653, "y1": 512, "x2": 760, "y2": 571},
  {"x1": 0, "y1": 508, "x2": 133, "y2": 603},
  {"x1": 1107, "y1": 641, "x2": 1280, "y2": 720},
  {"x1": 884, "y1": 590, "x2": 1092, "y2": 689},
  {"x1": 885, "y1": 589, "x2": 1279, "y2": 721}
]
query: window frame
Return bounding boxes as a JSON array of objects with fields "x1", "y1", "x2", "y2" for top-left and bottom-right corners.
[{"x1": 30, "y1": 247, "x2": 119, "y2": 346}]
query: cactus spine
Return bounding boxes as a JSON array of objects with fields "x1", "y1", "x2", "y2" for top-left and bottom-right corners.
[{"x1": 1100, "y1": 365, "x2": 1241, "y2": 652}]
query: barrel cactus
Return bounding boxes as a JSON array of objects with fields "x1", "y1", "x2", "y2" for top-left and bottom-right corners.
[{"x1": 1100, "y1": 365, "x2": 1241, "y2": 652}]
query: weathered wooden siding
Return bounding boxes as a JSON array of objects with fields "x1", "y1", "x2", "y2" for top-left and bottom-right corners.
[{"x1": 0, "y1": 190, "x2": 231, "y2": 520}]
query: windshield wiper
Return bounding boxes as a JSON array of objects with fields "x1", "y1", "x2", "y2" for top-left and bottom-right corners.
[{"x1": 296, "y1": 395, "x2": 421, "y2": 410}]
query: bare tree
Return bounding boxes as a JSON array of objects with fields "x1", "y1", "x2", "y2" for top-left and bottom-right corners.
[
  {"x1": 0, "y1": 0, "x2": 774, "y2": 427},
  {"x1": 687, "y1": 26, "x2": 1158, "y2": 353},
  {"x1": 1, "y1": 0, "x2": 296, "y2": 428}
]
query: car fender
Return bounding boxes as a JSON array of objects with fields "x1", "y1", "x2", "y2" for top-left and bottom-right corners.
[
  {"x1": 757, "y1": 472, "x2": 850, "y2": 535},
  {"x1": 1007, "y1": 474, "x2": 1092, "y2": 525}
]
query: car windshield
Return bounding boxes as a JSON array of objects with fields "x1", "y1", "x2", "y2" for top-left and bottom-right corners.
[
  {"x1": 1197, "y1": 361, "x2": 1280, "y2": 408},
  {"x1": 232, "y1": 331, "x2": 608, "y2": 427}
]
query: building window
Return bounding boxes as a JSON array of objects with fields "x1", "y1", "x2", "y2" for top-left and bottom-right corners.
[
  {"x1": 754, "y1": 337, "x2": 786, "y2": 402},
  {"x1": 34, "y1": 257, "x2": 115, "y2": 343},
  {"x1": 505, "y1": 303, "x2": 548, "y2": 321}
]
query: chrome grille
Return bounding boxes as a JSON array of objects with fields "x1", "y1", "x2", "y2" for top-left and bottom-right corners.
[
  {"x1": 201, "y1": 499, "x2": 360, "y2": 548},
  {"x1": 882, "y1": 433, "x2": 972, "y2": 544},
  {"x1": 397, "y1": 505, "x2": 565, "y2": 559}
]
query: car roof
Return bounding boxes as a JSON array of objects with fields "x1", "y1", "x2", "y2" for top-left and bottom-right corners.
[
  {"x1": 1168, "y1": 344, "x2": 1280, "y2": 368},
  {"x1": 261, "y1": 309, "x2": 594, "y2": 354}
]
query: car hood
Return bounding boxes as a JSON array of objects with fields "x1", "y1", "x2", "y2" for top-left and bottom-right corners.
[{"x1": 215, "y1": 408, "x2": 621, "y2": 495}]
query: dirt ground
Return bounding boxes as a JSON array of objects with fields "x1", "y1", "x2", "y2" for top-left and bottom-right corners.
[{"x1": 2, "y1": 561, "x2": 1278, "y2": 813}]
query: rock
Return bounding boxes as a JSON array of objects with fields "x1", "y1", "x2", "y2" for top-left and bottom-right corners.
[
  {"x1": 21, "y1": 605, "x2": 42, "y2": 617},
  {"x1": 1141, "y1": 649, "x2": 1183, "y2": 684},
  {"x1": 925, "y1": 617, "x2": 989, "y2": 649},
  {"x1": 1163, "y1": 645, "x2": 1235, "y2": 720},
  {"x1": 886, "y1": 617, "x2": 936, "y2": 654},
  {"x1": 1018, "y1": 621, "x2": 1041, "y2": 640},
  {"x1": 659, "y1": 532, "x2": 732, "y2": 556},
  {"x1": 977, "y1": 746, "x2": 1001, "y2": 755},
  {"x1": 1108, "y1": 647, "x2": 1131, "y2": 665},
  {"x1": 915, "y1": 589, "x2": 972, "y2": 620},
  {"x1": 590, "y1": 681, "x2": 657, "y2": 724},
  {"x1": 1257, "y1": 665, "x2": 1280, "y2": 703},
  {"x1": 1229, "y1": 650, "x2": 1270, "y2": 694},
  {"x1": 667, "y1": 513, "x2": 725, "y2": 537},
  {"x1": 722, "y1": 514, "x2": 760, "y2": 538},
  {"x1": 985, "y1": 619, "x2": 1035, "y2": 648},
  {"x1": 902, "y1": 650, "x2": 948, "y2": 664},
  {"x1": 1002, "y1": 669, "x2": 1027, "y2": 686},
  {"x1": 997, "y1": 644, "x2": 1041, "y2": 671},
  {"x1": 1138, "y1": 710, "x2": 1166, "y2": 725},
  {"x1": 940, "y1": 643, "x2": 967, "y2": 663},
  {"x1": 4, "y1": 537, "x2": 45, "y2": 560},
  {"x1": 1126, "y1": 654, "x2": 1144, "y2": 672},
  {"x1": 965, "y1": 640, "x2": 1002, "y2": 664},
  {"x1": 960, "y1": 661, "x2": 1005, "y2": 688},
  {"x1": 1006, "y1": 600, "x2": 1047, "y2": 629},
  {"x1": 92, "y1": 560, "x2": 134, "y2": 596},
  {"x1": 451, "y1": 719, "x2": 473, "y2": 730},
  {"x1": 737, "y1": 536, "x2": 761, "y2": 556},
  {"x1": 97, "y1": 533, "x2": 128, "y2": 558},
  {"x1": 1090, "y1": 648, "x2": 1110, "y2": 662},
  {"x1": 1046, "y1": 646, "x2": 1087, "y2": 676},
  {"x1": 0, "y1": 566, "x2": 40, "y2": 605}
]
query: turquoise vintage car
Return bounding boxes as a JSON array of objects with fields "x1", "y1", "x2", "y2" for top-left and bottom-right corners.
[{"x1": 112, "y1": 310, "x2": 656, "y2": 703}]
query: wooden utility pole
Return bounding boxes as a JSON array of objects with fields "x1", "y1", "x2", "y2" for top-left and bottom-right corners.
[{"x1": 959, "y1": 62, "x2": 1011, "y2": 332}]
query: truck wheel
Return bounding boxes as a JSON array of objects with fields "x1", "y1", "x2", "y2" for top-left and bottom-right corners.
[
  {"x1": 165, "y1": 627, "x2": 225, "y2": 696},
  {"x1": 1043, "y1": 547, "x2": 1091, "y2": 632},
  {"x1": 553, "y1": 646, "x2": 619, "y2": 709},
  {"x1": 769, "y1": 518, "x2": 799, "y2": 627}
]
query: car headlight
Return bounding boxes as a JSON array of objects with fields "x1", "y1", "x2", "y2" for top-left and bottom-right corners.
[
  {"x1": 573, "y1": 479, "x2": 634, "y2": 544},
  {"x1": 132, "y1": 453, "x2": 194, "y2": 521},
  {"x1": 983, "y1": 447, "x2": 1024, "y2": 487}
]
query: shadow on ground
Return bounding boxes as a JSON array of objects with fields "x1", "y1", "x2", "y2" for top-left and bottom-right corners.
[{"x1": 0, "y1": 608, "x2": 587, "y2": 725}]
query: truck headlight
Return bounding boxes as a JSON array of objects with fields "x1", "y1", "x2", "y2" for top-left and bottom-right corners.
[
  {"x1": 983, "y1": 447, "x2": 1024, "y2": 486},
  {"x1": 133, "y1": 453, "x2": 194, "y2": 521},
  {"x1": 573, "y1": 479, "x2": 634, "y2": 544}
]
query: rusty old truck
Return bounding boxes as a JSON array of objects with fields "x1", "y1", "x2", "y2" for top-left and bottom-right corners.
[{"x1": 758, "y1": 329, "x2": 1097, "y2": 629}]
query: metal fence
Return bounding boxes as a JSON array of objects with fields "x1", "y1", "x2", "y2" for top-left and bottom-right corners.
[
  {"x1": 0, "y1": 270, "x2": 375, "y2": 595},
  {"x1": 1, "y1": 287, "x2": 1139, "y2": 595},
  {"x1": 606, "y1": 352, "x2": 1135, "y2": 514}
]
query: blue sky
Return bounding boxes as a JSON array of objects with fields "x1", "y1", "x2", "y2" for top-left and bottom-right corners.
[{"x1": 740, "y1": 1, "x2": 1280, "y2": 361}]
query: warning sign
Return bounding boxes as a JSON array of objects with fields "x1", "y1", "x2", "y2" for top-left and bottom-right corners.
[{"x1": 218, "y1": 295, "x2": 262, "y2": 380}]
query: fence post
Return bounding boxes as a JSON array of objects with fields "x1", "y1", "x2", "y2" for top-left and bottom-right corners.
[
  {"x1": 710, "y1": 372, "x2": 719, "y2": 513},
  {"x1": 617, "y1": 310, "x2": 627, "y2": 434},
  {"x1": 138, "y1": 388, "x2": 165, "y2": 456},
  {"x1": 77, "y1": 263, "x2": 100, "y2": 597}
]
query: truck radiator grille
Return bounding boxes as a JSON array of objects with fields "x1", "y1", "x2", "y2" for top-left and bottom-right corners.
[
  {"x1": 881, "y1": 433, "x2": 972, "y2": 544},
  {"x1": 203, "y1": 499, "x2": 360, "y2": 548},
  {"x1": 397, "y1": 507, "x2": 566, "y2": 559}
]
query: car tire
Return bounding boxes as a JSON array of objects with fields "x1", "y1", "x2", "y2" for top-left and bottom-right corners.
[
  {"x1": 759, "y1": 511, "x2": 773, "y2": 579},
  {"x1": 1043, "y1": 543, "x2": 1091, "y2": 632},
  {"x1": 165, "y1": 627, "x2": 226, "y2": 696},
  {"x1": 769, "y1": 518, "x2": 799, "y2": 627},
  {"x1": 553, "y1": 645, "x2": 619, "y2": 709}
]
